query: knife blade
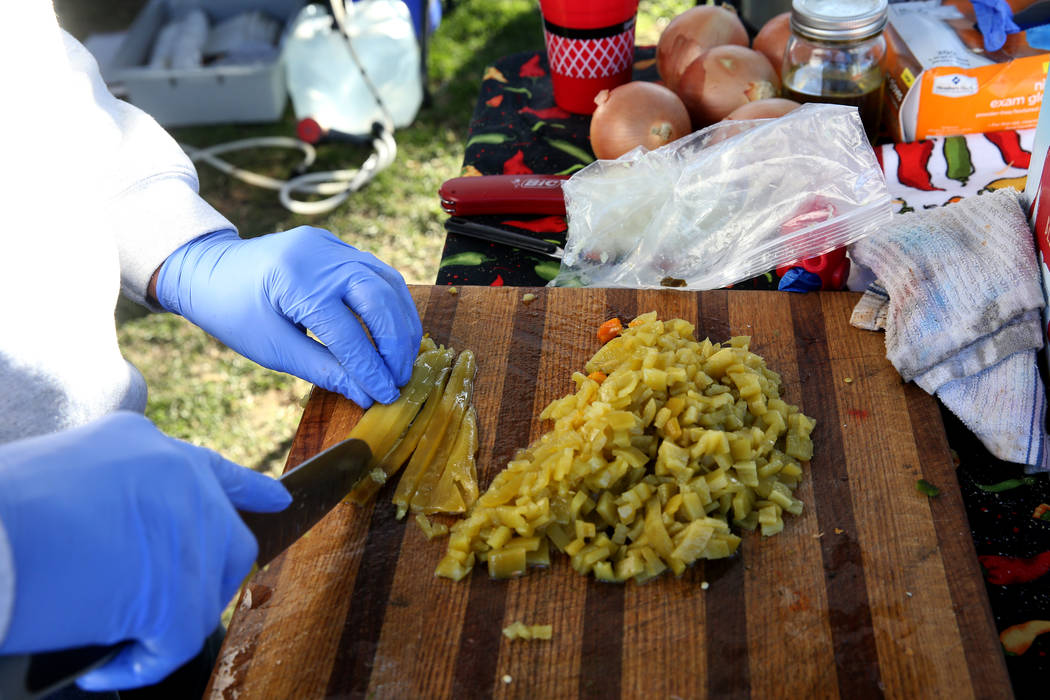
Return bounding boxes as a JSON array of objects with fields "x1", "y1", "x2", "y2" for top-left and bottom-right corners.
[
  {"x1": 239, "y1": 437, "x2": 372, "y2": 566},
  {"x1": 0, "y1": 437, "x2": 373, "y2": 700}
]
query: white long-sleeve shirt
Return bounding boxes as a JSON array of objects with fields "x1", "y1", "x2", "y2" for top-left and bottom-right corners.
[{"x1": 0, "y1": 3, "x2": 234, "y2": 644}]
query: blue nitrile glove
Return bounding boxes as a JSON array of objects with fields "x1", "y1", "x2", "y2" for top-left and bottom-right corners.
[
  {"x1": 156, "y1": 227, "x2": 423, "y2": 408},
  {"x1": 777, "y1": 267, "x2": 823, "y2": 293},
  {"x1": 0, "y1": 412, "x2": 291, "y2": 690},
  {"x1": 1026, "y1": 23, "x2": 1050, "y2": 50},
  {"x1": 971, "y1": 0, "x2": 1021, "y2": 52}
]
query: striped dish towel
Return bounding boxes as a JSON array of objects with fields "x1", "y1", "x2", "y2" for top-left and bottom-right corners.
[{"x1": 848, "y1": 189, "x2": 1050, "y2": 473}]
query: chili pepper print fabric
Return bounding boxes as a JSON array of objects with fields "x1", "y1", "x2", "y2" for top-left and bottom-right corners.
[
  {"x1": 438, "y1": 213, "x2": 566, "y2": 288},
  {"x1": 437, "y1": 50, "x2": 603, "y2": 288},
  {"x1": 941, "y1": 409, "x2": 1049, "y2": 698},
  {"x1": 877, "y1": 129, "x2": 1035, "y2": 213},
  {"x1": 435, "y1": 48, "x2": 780, "y2": 290}
]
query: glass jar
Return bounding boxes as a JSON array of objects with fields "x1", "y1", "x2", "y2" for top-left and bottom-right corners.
[{"x1": 781, "y1": 0, "x2": 888, "y2": 142}]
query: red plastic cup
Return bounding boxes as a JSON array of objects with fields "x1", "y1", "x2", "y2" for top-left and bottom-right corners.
[{"x1": 539, "y1": 0, "x2": 639, "y2": 114}]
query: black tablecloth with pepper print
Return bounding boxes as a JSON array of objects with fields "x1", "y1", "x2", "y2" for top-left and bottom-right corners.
[
  {"x1": 434, "y1": 48, "x2": 1049, "y2": 697},
  {"x1": 435, "y1": 47, "x2": 781, "y2": 290}
]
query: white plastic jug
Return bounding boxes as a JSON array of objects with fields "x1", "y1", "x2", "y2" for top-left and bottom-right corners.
[{"x1": 285, "y1": 1, "x2": 422, "y2": 136}]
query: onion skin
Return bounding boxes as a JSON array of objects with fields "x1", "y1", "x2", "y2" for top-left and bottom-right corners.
[
  {"x1": 723, "y1": 97, "x2": 801, "y2": 121},
  {"x1": 676, "y1": 45, "x2": 781, "y2": 128},
  {"x1": 589, "y1": 82, "x2": 691, "y2": 160},
  {"x1": 752, "y1": 12, "x2": 791, "y2": 78},
  {"x1": 657, "y1": 5, "x2": 748, "y2": 91}
]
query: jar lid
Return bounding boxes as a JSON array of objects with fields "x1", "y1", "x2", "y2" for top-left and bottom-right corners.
[{"x1": 791, "y1": 0, "x2": 888, "y2": 42}]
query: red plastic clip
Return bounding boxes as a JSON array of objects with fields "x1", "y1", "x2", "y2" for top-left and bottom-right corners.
[{"x1": 774, "y1": 198, "x2": 851, "y2": 290}]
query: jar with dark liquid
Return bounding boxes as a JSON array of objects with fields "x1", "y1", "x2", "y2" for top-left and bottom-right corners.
[{"x1": 782, "y1": 0, "x2": 888, "y2": 143}]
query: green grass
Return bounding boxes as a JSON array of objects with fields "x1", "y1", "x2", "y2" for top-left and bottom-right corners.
[{"x1": 72, "y1": 0, "x2": 690, "y2": 474}]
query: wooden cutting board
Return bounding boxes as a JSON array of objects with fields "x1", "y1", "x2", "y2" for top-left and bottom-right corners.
[{"x1": 207, "y1": 286, "x2": 1010, "y2": 699}]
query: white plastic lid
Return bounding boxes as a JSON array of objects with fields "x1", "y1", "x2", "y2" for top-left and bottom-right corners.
[{"x1": 791, "y1": 0, "x2": 888, "y2": 42}]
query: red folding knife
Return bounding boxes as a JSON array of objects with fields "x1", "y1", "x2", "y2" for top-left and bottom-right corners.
[{"x1": 439, "y1": 174, "x2": 568, "y2": 216}]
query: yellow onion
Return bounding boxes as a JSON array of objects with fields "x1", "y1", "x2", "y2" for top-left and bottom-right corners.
[
  {"x1": 675, "y1": 45, "x2": 780, "y2": 128},
  {"x1": 589, "y1": 82, "x2": 691, "y2": 160},
  {"x1": 723, "y1": 97, "x2": 801, "y2": 121},
  {"x1": 751, "y1": 12, "x2": 792, "y2": 78},
  {"x1": 656, "y1": 5, "x2": 748, "y2": 91}
]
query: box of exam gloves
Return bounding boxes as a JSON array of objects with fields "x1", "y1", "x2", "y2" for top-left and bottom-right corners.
[{"x1": 884, "y1": 0, "x2": 1050, "y2": 141}]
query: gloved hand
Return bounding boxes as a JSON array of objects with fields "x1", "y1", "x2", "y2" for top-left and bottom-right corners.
[
  {"x1": 971, "y1": 0, "x2": 1021, "y2": 52},
  {"x1": 0, "y1": 412, "x2": 292, "y2": 690},
  {"x1": 156, "y1": 226, "x2": 423, "y2": 408}
]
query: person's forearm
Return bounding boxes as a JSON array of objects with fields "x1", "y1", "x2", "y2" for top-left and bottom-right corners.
[{"x1": 44, "y1": 31, "x2": 234, "y2": 308}]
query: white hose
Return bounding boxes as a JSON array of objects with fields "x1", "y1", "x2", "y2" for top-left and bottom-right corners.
[
  {"x1": 180, "y1": 0, "x2": 401, "y2": 216},
  {"x1": 181, "y1": 126, "x2": 397, "y2": 216}
]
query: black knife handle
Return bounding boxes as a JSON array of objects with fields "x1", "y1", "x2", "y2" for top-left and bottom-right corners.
[
  {"x1": 0, "y1": 644, "x2": 119, "y2": 699},
  {"x1": 445, "y1": 217, "x2": 562, "y2": 257},
  {"x1": 1014, "y1": 2, "x2": 1050, "y2": 30}
]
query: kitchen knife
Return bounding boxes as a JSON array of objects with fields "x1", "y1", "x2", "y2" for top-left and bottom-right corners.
[
  {"x1": 0, "y1": 436, "x2": 373, "y2": 700},
  {"x1": 439, "y1": 174, "x2": 568, "y2": 216}
]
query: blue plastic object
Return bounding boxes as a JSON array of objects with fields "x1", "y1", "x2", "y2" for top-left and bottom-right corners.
[
  {"x1": 355, "y1": 0, "x2": 442, "y2": 39},
  {"x1": 778, "y1": 267, "x2": 824, "y2": 293},
  {"x1": 1026, "y1": 22, "x2": 1050, "y2": 50},
  {"x1": 971, "y1": 0, "x2": 1021, "y2": 52}
]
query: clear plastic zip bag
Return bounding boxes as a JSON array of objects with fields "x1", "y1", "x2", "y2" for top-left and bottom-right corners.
[{"x1": 551, "y1": 103, "x2": 892, "y2": 290}]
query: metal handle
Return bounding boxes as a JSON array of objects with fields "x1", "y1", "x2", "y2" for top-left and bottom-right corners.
[{"x1": 0, "y1": 645, "x2": 119, "y2": 700}]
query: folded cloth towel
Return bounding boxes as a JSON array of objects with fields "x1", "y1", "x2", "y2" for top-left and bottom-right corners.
[
  {"x1": 849, "y1": 189, "x2": 1050, "y2": 472},
  {"x1": 849, "y1": 280, "x2": 889, "y2": 331}
]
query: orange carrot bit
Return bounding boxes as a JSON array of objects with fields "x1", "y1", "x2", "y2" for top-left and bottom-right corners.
[
  {"x1": 1034, "y1": 503, "x2": 1050, "y2": 521},
  {"x1": 597, "y1": 318, "x2": 623, "y2": 344},
  {"x1": 587, "y1": 371, "x2": 607, "y2": 384}
]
